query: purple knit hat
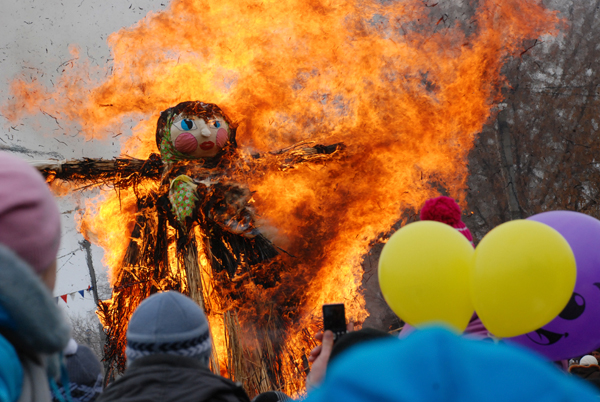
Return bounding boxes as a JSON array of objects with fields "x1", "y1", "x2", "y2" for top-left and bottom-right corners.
[
  {"x1": 420, "y1": 196, "x2": 474, "y2": 246},
  {"x1": 0, "y1": 152, "x2": 61, "y2": 273}
]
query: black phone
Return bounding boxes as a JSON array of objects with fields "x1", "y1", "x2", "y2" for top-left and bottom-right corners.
[{"x1": 323, "y1": 303, "x2": 346, "y2": 341}]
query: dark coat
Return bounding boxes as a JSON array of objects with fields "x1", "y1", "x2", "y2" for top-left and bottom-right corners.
[
  {"x1": 96, "y1": 354, "x2": 250, "y2": 402},
  {"x1": 568, "y1": 364, "x2": 600, "y2": 380},
  {"x1": 568, "y1": 364, "x2": 600, "y2": 393}
]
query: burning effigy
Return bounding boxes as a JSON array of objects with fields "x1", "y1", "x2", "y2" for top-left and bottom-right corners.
[
  {"x1": 35, "y1": 100, "x2": 343, "y2": 393},
  {"x1": 3, "y1": 0, "x2": 562, "y2": 396}
]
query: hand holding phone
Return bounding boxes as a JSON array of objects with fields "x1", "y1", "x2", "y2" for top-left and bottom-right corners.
[{"x1": 323, "y1": 303, "x2": 347, "y2": 341}]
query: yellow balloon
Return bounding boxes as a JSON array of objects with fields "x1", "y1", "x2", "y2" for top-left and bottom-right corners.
[
  {"x1": 472, "y1": 220, "x2": 576, "y2": 338},
  {"x1": 378, "y1": 221, "x2": 475, "y2": 332}
]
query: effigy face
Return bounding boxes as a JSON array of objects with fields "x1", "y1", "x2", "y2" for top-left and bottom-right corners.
[
  {"x1": 171, "y1": 115, "x2": 229, "y2": 158},
  {"x1": 156, "y1": 101, "x2": 236, "y2": 162}
]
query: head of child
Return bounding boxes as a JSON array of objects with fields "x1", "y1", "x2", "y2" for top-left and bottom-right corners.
[{"x1": 125, "y1": 291, "x2": 212, "y2": 367}]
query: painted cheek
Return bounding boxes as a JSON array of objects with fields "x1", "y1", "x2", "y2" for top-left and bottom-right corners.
[
  {"x1": 216, "y1": 128, "x2": 228, "y2": 148},
  {"x1": 174, "y1": 132, "x2": 198, "y2": 154}
]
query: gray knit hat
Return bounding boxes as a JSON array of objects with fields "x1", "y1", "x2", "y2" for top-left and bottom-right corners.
[
  {"x1": 125, "y1": 291, "x2": 211, "y2": 365},
  {"x1": 53, "y1": 341, "x2": 103, "y2": 402}
]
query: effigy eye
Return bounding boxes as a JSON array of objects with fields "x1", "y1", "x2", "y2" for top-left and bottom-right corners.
[
  {"x1": 183, "y1": 119, "x2": 196, "y2": 130},
  {"x1": 175, "y1": 119, "x2": 197, "y2": 131},
  {"x1": 210, "y1": 120, "x2": 221, "y2": 128}
]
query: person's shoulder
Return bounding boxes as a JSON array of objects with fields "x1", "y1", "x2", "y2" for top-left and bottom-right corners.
[
  {"x1": 208, "y1": 382, "x2": 250, "y2": 402},
  {"x1": 98, "y1": 360, "x2": 250, "y2": 402},
  {"x1": 0, "y1": 334, "x2": 23, "y2": 402},
  {"x1": 569, "y1": 364, "x2": 600, "y2": 374}
]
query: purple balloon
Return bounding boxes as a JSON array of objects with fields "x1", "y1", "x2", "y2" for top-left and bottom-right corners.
[{"x1": 506, "y1": 211, "x2": 600, "y2": 360}]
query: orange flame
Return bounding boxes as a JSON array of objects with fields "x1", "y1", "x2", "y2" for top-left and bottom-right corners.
[
  {"x1": 78, "y1": 184, "x2": 157, "y2": 282},
  {"x1": 3, "y1": 0, "x2": 560, "y2": 393}
]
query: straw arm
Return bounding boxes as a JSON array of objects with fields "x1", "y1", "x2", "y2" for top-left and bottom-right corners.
[
  {"x1": 247, "y1": 141, "x2": 345, "y2": 171},
  {"x1": 31, "y1": 154, "x2": 164, "y2": 184}
]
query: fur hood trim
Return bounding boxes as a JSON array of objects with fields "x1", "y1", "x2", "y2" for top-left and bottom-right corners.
[{"x1": 0, "y1": 244, "x2": 70, "y2": 354}]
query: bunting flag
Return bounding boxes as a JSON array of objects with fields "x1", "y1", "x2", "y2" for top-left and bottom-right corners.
[{"x1": 56, "y1": 285, "x2": 93, "y2": 304}]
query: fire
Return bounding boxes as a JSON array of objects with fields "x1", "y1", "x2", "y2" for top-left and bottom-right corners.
[
  {"x1": 78, "y1": 186, "x2": 143, "y2": 282},
  {"x1": 2, "y1": 0, "x2": 560, "y2": 396}
]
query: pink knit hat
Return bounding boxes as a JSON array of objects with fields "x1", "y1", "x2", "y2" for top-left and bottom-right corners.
[
  {"x1": 420, "y1": 196, "x2": 474, "y2": 246},
  {"x1": 0, "y1": 152, "x2": 61, "y2": 273}
]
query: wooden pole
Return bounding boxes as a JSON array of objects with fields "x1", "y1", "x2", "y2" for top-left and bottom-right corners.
[
  {"x1": 79, "y1": 239, "x2": 110, "y2": 383},
  {"x1": 182, "y1": 234, "x2": 204, "y2": 310}
]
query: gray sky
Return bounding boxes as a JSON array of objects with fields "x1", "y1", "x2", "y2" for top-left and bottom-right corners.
[{"x1": 0, "y1": 0, "x2": 168, "y2": 317}]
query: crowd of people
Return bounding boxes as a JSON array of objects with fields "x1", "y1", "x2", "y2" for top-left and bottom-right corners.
[{"x1": 1, "y1": 150, "x2": 600, "y2": 401}]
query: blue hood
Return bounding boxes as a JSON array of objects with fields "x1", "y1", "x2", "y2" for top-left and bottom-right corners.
[{"x1": 306, "y1": 327, "x2": 598, "y2": 402}]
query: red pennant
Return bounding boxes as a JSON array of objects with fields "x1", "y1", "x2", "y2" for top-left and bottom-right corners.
[{"x1": 60, "y1": 295, "x2": 68, "y2": 303}]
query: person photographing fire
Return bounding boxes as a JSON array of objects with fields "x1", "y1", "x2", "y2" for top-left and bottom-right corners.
[
  {"x1": 307, "y1": 323, "x2": 353, "y2": 389},
  {"x1": 307, "y1": 307, "x2": 391, "y2": 390},
  {"x1": 303, "y1": 196, "x2": 598, "y2": 400}
]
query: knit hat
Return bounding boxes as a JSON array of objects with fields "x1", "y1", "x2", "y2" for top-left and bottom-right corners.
[
  {"x1": 420, "y1": 196, "x2": 474, "y2": 245},
  {"x1": 0, "y1": 152, "x2": 61, "y2": 273},
  {"x1": 126, "y1": 291, "x2": 211, "y2": 365},
  {"x1": 53, "y1": 340, "x2": 103, "y2": 402},
  {"x1": 580, "y1": 355, "x2": 598, "y2": 366},
  {"x1": 252, "y1": 391, "x2": 292, "y2": 402}
]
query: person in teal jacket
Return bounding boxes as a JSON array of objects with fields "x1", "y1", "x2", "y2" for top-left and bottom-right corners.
[
  {"x1": 0, "y1": 329, "x2": 23, "y2": 402},
  {"x1": 0, "y1": 151, "x2": 71, "y2": 402}
]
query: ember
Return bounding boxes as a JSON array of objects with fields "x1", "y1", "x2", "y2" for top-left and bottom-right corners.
[{"x1": 2, "y1": 0, "x2": 560, "y2": 396}]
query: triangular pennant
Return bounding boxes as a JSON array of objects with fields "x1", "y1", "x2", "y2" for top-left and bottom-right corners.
[
  {"x1": 69, "y1": 292, "x2": 77, "y2": 301},
  {"x1": 78, "y1": 290, "x2": 85, "y2": 298},
  {"x1": 87, "y1": 285, "x2": 92, "y2": 291},
  {"x1": 55, "y1": 297, "x2": 59, "y2": 304},
  {"x1": 60, "y1": 295, "x2": 68, "y2": 303}
]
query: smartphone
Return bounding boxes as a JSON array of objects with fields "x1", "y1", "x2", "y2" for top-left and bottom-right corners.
[{"x1": 323, "y1": 303, "x2": 347, "y2": 341}]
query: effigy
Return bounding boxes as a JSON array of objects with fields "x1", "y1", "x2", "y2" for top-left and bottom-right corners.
[{"x1": 35, "y1": 100, "x2": 343, "y2": 394}]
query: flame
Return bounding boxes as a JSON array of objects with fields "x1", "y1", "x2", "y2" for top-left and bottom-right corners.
[
  {"x1": 78, "y1": 183, "x2": 157, "y2": 281},
  {"x1": 3, "y1": 0, "x2": 561, "y2": 395}
]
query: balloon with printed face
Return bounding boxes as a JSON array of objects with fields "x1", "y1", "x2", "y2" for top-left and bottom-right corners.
[
  {"x1": 472, "y1": 220, "x2": 576, "y2": 338},
  {"x1": 506, "y1": 211, "x2": 600, "y2": 361}
]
